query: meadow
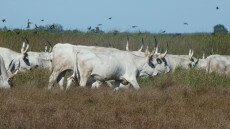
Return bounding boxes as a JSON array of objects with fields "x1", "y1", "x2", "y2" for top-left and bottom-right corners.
[{"x1": 0, "y1": 30, "x2": 230, "y2": 129}]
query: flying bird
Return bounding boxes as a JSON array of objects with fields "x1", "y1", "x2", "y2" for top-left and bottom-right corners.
[
  {"x1": 162, "y1": 30, "x2": 166, "y2": 33},
  {"x1": 183, "y1": 22, "x2": 188, "y2": 25},
  {"x1": 108, "y1": 17, "x2": 112, "y2": 20},
  {"x1": 216, "y1": 6, "x2": 219, "y2": 10},
  {"x1": 41, "y1": 19, "x2": 44, "y2": 22},
  {"x1": 2, "y1": 19, "x2": 6, "y2": 22},
  {"x1": 132, "y1": 25, "x2": 138, "y2": 28}
]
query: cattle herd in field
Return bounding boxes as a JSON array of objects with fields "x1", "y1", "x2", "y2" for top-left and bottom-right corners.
[{"x1": 0, "y1": 38, "x2": 229, "y2": 90}]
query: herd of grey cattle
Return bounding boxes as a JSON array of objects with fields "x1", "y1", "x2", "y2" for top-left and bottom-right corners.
[{"x1": 0, "y1": 40, "x2": 229, "y2": 90}]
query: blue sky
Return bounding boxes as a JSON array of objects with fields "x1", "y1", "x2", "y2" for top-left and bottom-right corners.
[{"x1": 0, "y1": 0, "x2": 229, "y2": 33}]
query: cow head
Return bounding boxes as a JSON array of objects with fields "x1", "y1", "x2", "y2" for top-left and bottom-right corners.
[
  {"x1": 188, "y1": 49, "x2": 199, "y2": 68},
  {"x1": 141, "y1": 48, "x2": 170, "y2": 77},
  {"x1": 151, "y1": 49, "x2": 170, "y2": 76},
  {"x1": 8, "y1": 42, "x2": 32, "y2": 73}
]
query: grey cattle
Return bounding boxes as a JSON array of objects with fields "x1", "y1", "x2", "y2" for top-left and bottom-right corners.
[
  {"x1": 69, "y1": 49, "x2": 169, "y2": 90},
  {"x1": 197, "y1": 54, "x2": 230, "y2": 74}
]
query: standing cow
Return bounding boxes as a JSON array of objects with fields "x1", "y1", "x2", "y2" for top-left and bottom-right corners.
[
  {"x1": 48, "y1": 43, "x2": 170, "y2": 90},
  {"x1": 69, "y1": 49, "x2": 169, "y2": 90},
  {"x1": 197, "y1": 54, "x2": 230, "y2": 74}
]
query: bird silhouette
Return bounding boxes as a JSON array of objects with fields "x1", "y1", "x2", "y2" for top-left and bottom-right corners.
[
  {"x1": 108, "y1": 17, "x2": 112, "y2": 20},
  {"x1": 132, "y1": 25, "x2": 138, "y2": 28},
  {"x1": 50, "y1": 24, "x2": 55, "y2": 29},
  {"x1": 41, "y1": 19, "x2": 44, "y2": 22},
  {"x1": 183, "y1": 22, "x2": 188, "y2": 25},
  {"x1": 87, "y1": 26, "x2": 92, "y2": 30},
  {"x1": 35, "y1": 24, "x2": 39, "y2": 29},
  {"x1": 216, "y1": 6, "x2": 219, "y2": 10},
  {"x1": 27, "y1": 19, "x2": 32, "y2": 28},
  {"x1": 162, "y1": 30, "x2": 166, "y2": 33},
  {"x1": 2, "y1": 19, "x2": 6, "y2": 22}
]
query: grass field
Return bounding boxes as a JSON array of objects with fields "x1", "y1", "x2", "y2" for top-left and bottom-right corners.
[{"x1": 0, "y1": 30, "x2": 230, "y2": 129}]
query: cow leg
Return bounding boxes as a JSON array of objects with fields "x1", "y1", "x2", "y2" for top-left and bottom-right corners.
[
  {"x1": 119, "y1": 83, "x2": 130, "y2": 89},
  {"x1": 114, "y1": 80, "x2": 122, "y2": 91},
  {"x1": 105, "y1": 80, "x2": 114, "y2": 88},
  {"x1": 48, "y1": 71, "x2": 60, "y2": 90},
  {"x1": 126, "y1": 77, "x2": 140, "y2": 90},
  {"x1": 91, "y1": 81, "x2": 103, "y2": 89},
  {"x1": 79, "y1": 72, "x2": 90, "y2": 87},
  {"x1": 56, "y1": 71, "x2": 67, "y2": 90}
]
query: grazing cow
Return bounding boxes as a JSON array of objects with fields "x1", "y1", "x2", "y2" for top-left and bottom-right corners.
[
  {"x1": 69, "y1": 48, "x2": 169, "y2": 90},
  {"x1": 0, "y1": 55, "x2": 18, "y2": 89},
  {"x1": 197, "y1": 54, "x2": 230, "y2": 74}
]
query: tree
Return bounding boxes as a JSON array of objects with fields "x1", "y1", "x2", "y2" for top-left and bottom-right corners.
[{"x1": 213, "y1": 24, "x2": 228, "y2": 34}]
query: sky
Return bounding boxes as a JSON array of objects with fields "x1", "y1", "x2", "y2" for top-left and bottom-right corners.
[{"x1": 0, "y1": 0, "x2": 229, "y2": 33}]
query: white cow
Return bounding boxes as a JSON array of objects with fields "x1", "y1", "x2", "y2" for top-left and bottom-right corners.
[
  {"x1": 48, "y1": 43, "x2": 170, "y2": 90},
  {"x1": 69, "y1": 49, "x2": 169, "y2": 90},
  {"x1": 164, "y1": 49, "x2": 199, "y2": 72},
  {"x1": 0, "y1": 55, "x2": 18, "y2": 89},
  {"x1": 0, "y1": 43, "x2": 32, "y2": 75},
  {"x1": 26, "y1": 51, "x2": 52, "y2": 70},
  {"x1": 125, "y1": 41, "x2": 198, "y2": 72},
  {"x1": 197, "y1": 54, "x2": 230, "y2": 74},
  {"x1": 0, "y1": 42, "x2": 52, "y2": 77}
]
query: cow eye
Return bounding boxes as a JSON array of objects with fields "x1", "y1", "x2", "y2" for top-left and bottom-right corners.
[{"x1": 157, "y1": 58, "x2": 162, "y2": 64}]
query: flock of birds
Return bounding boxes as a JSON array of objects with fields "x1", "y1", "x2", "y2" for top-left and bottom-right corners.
[{"x1": 0, "y1": 4, "x2": 221, "y2": 34}]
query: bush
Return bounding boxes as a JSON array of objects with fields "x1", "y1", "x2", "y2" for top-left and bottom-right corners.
[{"x1": 213, "y1": 24, "x2": 228, "y2": 34}]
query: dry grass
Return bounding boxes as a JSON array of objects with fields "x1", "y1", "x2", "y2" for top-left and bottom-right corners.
[
  {"x1": 0, "y1": 31, "x2": 230, "y2": 129},
  {"x1": 0, "y1": 84, "x2": 230, "y2": 129}
]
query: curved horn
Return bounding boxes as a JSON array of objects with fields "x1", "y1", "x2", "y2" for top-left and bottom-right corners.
[
  {"x1": 202, "y1": 53, "x2": 205, "y2": 59},
  {"x1": 21, "y1": 42, "x2": 26, "y2": 53},
  {"x1": 46, "y1": 41, "x2": 52, "y2": 53},
  {"x1": 25, "y1": 44, "x2": 29, "y2": 52},
  {"x1": 21, "y1": 43, "x2": 29, "y2": 54},
  {"x1": 126, "y1": 35, "x2": 129, "y2": 51},
  {"x1": 154, "y1": 36, "x2": 158, "y2": 48},
  {"x1": 138, "y1": 38, "x2": 144, "y2": 52},
  {"x1": 160, "y1": 49, "x2": 167, "y2": 58},
  {"x1": 154, "y1": 46, "x2": 159, "y2": 55},
  {"x1": 44, "y1": 45, "x2": 48, "y2": 52}
]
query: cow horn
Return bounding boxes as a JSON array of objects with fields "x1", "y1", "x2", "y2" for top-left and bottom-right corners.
[
  {"x1": 21, "y1": 42, "x2": 29, "y2": 54},
  {"x1": 160, "y1": 49, "x2": 167, "y2": 58},
  {"x1": 138, "y1": 38, "x2": 144, "y2": 52},
  {"x1": 202, "y1": 53, "x2": 205, "y2": 59},
  {"x1": 126, "y1": 35, "x2": 129, "y2": 51}
]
